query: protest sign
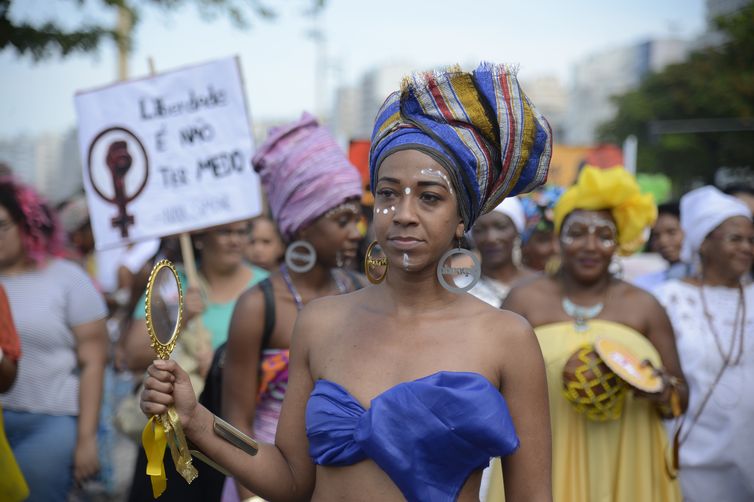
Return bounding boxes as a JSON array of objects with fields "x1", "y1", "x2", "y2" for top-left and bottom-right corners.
[{"x1": 75, "y1": 56, "x2": 261, "y2": 250}]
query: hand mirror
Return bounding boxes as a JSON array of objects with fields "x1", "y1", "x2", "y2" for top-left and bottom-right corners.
[{"x1": 145, "y1": 259, "x2": 183, "y2": 360}]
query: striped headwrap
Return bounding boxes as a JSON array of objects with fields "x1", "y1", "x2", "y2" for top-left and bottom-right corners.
[
  {"x1": 252, "y1": 113, "x2": 362, "y2": 241},
  {"x1": 369, "y1": 63, "x2": 552, "y2": 229}
]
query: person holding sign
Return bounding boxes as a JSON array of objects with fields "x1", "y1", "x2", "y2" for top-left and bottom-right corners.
[
  {"x1": 0, "y1": 176, "x2": 108, "y2": 502},
  {"x1": 501, "y1": 166, "x2": 687, "y2": 502},
  {"x1": 221, "y1": 113, "x2": 365, "y2": 501},
  {"x1": 141, "y1": 64, "x2": 552, "y2": 501}
]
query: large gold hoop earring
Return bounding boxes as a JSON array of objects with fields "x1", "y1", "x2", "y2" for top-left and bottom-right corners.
[{"x1": 364, "y1": 240, "x2": 388, "y2": 284}]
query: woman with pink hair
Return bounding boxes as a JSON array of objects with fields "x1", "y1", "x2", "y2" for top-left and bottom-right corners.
[{"x1": 0, "y1": 176, "x2": 108, "y2": 502}]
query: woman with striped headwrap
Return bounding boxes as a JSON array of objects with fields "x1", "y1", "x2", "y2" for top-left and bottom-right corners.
[{"x1": 141, "y1": 63, "x2": 553, "y2": 501}]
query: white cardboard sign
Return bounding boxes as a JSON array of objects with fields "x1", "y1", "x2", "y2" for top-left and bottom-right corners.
[{"x1": 75, "y1": 56, "x2": 261, "y2": 250}]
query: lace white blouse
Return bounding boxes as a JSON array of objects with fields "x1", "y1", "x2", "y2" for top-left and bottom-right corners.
[{"x1": 655, "y1": 280, "x2": 754, "y2": 502}]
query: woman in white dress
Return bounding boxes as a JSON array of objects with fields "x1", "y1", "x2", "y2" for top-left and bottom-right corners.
[{"x1": 655, "y1": 185, "x2": 754, "y2": 502}]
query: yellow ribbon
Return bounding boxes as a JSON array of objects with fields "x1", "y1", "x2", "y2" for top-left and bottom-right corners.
[
  {"x1": 142, "y1": 416, "x2": 167, "y2": 498},
  {"x1": 142, "y1": 407, "x2": 198, "y2": 499}
]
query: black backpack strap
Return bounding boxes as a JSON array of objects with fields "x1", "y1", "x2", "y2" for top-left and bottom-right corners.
[{"x1": 259, "y1": 278, "x2": 276, "y2": 350}]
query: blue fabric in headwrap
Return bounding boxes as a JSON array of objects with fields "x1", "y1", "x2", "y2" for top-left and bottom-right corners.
[{"x1": 369, "y1": 63, "x2": 552, "y2": 229}]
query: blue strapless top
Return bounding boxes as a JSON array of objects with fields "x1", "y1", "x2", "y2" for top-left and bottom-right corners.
[{"x1": 305, "y1": 371, "x2": 519, "y2": 502}]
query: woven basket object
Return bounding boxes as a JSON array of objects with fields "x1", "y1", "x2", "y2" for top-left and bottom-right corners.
[{"x1": 562, "y1": 345, "x2": 627, "y2": 421}]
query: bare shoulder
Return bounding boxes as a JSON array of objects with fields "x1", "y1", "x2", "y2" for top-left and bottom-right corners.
[
  {"x1": 491, "y1": 308, "x2": 536, "y2": 341},
  {"x1": 233, "y1": 281, "x2": 266, "y2": 315},
  {"x1": 504, "y1": 275, "x2": 557, "y2": 312},
  {"x1": 293, "y1": 287, "x2": 371, "y2": 341},
  {"x1": 613, "y1": 279, "x2": 664, "y2": 312},
  {"x1": 472, "y1": 298, "x2": 537, "y2": 349},
  {"x1": 301, "y1": 286, "x2": 369, "y2": 316}
]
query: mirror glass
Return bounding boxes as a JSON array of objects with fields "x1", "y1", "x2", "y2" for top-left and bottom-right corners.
[
  {"x1": 145, "y1": 260, "x2": 183, "y2": 358},
  {"x1": 150, "y1": 266, "x2": 181, "y2": 344}
]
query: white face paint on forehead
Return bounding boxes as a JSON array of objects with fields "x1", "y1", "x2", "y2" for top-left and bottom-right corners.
[
  {"x1": 419, "y1": 168, "x2": 454, "y2": 195},
  {"x1": 404, "y1": 187, "x2": 411, "y2": 195},
  {"x1": 561, "y1": 212, "x2": 618, "y2": 248}
]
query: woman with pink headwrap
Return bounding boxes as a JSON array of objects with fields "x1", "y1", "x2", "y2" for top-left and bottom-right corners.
[{"x1": 221, "y1": 112, "x2": 365, "y2": 501}]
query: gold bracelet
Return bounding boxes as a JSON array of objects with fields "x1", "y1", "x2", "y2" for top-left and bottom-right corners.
[
  {"x1": 657, "y1": 376, "x2": 683, "y2": 418},
  {"x1": 213, "y1": 415, "x2": 259, "y2": 456}
]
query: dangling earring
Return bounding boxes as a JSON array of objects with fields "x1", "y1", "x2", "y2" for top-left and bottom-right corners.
[
  {"x1": 285, "y1": 240, "x2": 316, "y2": 273},
  {"x1": 436, "y1": 240, "x2": 481, "y2": 294},
  {"x1": 512, "y1": 237, "x2": 522, "y2": 268},
  {"x1": 545, "y1": 255, "x2": 562, "y2": 276},
  {"x1": 608, "y1": 255, "x2": 624, "y2": 279},
  {"x1": 364, "y1": 241, "x2": 388, "y2": 284}
]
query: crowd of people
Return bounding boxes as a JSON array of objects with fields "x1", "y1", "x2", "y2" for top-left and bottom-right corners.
[{"x1": 0, "y1": 62, "x2": 752, "y2": 502}]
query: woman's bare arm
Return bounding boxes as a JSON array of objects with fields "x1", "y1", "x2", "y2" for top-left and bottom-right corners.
[
  {"x1": 639, "y1": 291, "x2": 689, "y2": 415},
  {"x1": 123, "y1": 318, "x2": 153, "y2": 374},
  {"x1": 493, "y1": 312, "x2": 552, "y2": 502},
  {"x1": 73, "y1": 318, "x2": 108, "y2": 482},
  {"x1": 222, "y1": 287, "x2": 266, "y2": 498},
  {"x1": 142, "y1": 304, "x2": 318, "y2": 501},
  {"x1": 0, "y1": 351, "x2": 17, "y2": 392}
]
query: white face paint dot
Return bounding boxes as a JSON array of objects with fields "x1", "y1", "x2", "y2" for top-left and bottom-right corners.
[
  {"x1": 420, "y1": 168, "x2": 454, "y2": 195},
  {"x1": 382, "y1": 208, "x2": 389, "y2": 215},
  {"x1": 404, "y1": 187, "x2": 411, "y2": 195},
  {"x1": 390, "y1": 206, "x2": 396, "y2": 212}
]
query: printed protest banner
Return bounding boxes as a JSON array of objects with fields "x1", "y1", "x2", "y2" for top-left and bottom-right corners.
[{"x1": 75, "y1": 56, "x2": 261, "y2": 250}]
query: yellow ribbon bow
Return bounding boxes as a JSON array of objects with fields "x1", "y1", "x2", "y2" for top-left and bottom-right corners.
[{"x1": 142, "y1": 407, "x2": 198, "y2": 498}]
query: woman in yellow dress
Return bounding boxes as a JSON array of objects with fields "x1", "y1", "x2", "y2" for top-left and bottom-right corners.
[{"x1": 498, "y1": 166, "x2": 688, "y2": 502}]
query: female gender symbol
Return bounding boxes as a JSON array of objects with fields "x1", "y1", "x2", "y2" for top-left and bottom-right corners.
[{"x1": 87, "y1": 126, "x2": 149, "y2": 238}]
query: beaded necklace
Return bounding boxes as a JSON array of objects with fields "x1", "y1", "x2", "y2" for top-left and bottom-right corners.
[{"x1": 699, "y1": 282, "x2": 746, "y2": 366}]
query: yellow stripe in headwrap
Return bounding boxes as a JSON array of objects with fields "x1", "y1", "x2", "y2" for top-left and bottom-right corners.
[{"x1": 554, "y1": 166, "x2": 657, "y2": 255}]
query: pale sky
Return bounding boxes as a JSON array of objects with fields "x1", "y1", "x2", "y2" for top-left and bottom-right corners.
[{"x1": 0, "y1": 0, "x2": 706, "y2": 138}]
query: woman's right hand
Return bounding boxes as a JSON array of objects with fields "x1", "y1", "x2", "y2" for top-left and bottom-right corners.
[
  {"x1": 184, "y1": 287, "x2": 205, "y2": 321},
  {"x1": 141, "y1": 359, "x2": 198, "y2": 429}
]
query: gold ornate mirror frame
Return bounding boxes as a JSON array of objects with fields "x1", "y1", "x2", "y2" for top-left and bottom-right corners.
[{"x1": 145, "y1": 259, "x2": 184, "y2": 360}]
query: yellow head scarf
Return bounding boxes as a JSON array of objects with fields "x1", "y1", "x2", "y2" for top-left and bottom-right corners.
[{"x1": 554, "y1": 166, "x2": 657, "y2": 255}]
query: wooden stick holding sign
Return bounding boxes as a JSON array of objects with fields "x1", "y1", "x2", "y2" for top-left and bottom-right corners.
[
  {"x1": 146, "y1": 59, "x2": 199, "y2": 285},
  {"x1": 146, "y1": 56, "x2": 207, "y2": 373}
]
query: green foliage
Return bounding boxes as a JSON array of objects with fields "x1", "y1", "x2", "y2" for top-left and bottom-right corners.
[
  {"x1": 0, "y1": 0, "x2": 325, "y2": 61},
  {"x1": 598, "y1": 1, "x2": 754, "y2": 191}
]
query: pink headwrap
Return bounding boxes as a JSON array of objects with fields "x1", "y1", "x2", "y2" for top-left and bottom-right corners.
[{"x1": 252, "y1": 113, "x2": 362, "y2": 241}]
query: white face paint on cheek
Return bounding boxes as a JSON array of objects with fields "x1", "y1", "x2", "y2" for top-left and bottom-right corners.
[
  {"x1": 390, "y1": 206, "x2": 395, "y2": 212},
  {"x1": 383, "y1": 208, "x2": 389, "y2": 215}
]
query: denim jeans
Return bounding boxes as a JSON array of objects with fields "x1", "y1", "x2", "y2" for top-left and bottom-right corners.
[{"x1": 3, "y1": 409, "x2": 77, "y2": 502}]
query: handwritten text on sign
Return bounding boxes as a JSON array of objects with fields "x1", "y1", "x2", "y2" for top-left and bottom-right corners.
[{"x1": 75, "y1": 57, "x2": 261, "y2": 250}]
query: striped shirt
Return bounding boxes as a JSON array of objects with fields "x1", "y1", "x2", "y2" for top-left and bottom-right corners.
[{"x1": 0, "y1": 258, "x2": 106, "y2": 415}]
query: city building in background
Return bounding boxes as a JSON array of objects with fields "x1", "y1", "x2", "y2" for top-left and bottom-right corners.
[{"x1": 562, "y1": 38, "x2": 689, "y2": 146}]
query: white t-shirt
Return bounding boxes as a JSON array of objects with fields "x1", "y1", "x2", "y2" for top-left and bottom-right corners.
[{"x1": 1, "y1": 259, "x2": 107, "y2": 415}]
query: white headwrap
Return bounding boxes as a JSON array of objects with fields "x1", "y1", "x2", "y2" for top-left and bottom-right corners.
[
  {"x1": 680, "y1": 186, "x2": 752, "y2": 263},
  {"x1": 493, "y1": 197, "x2": 525, "y2": 234}
]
